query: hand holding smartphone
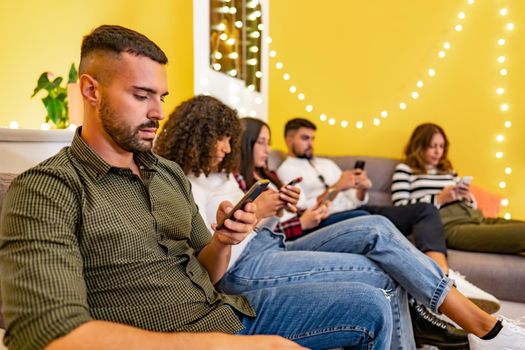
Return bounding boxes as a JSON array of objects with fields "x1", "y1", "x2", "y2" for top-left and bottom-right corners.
[
  {"x1": 216, "y1": 179, "x2": 270, "y2": 230},
  {"x1": 319, "y1": 187, "x2": 339, "y2": 206},
  {"x1": 286, "y1": 176, "x2": 303, "y2": 187},
  {"x1": 458, "y1": 176, "x2": 473, "y2": 187}
]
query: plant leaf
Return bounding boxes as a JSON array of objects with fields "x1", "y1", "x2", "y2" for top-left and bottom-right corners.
[
  {"x1": 68, "y1": 63, "x2": 78, "y2": 83},
  {"x1": 32, "y1": 72, "x2": 50, "y2": 97}
]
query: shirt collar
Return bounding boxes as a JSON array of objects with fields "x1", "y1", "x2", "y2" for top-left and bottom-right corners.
[{"x1": 70, "y1": 127, "x2": 159, "y2": 181}]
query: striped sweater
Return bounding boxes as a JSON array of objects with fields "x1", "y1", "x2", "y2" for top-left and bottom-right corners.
[{"x1": 391, "y1": 163, "x2": 459, "y2": 208}]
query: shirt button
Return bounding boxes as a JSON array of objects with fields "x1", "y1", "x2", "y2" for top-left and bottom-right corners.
[{"x1": 188, "y1": 271, "x2": 194, "y2": 277}]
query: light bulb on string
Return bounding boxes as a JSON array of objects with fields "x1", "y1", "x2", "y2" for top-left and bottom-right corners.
[
  {"x1": 356, "y1": 121, "x2": 363, "y2": 129},
  {"x1": 417, "y1": 80, "x2": 424, "y2": 88},
  {"x1": 373, "y1": 118, "x2": 381, "y2": 126},
  {"x1": 400, "y1": 102, "x2": 407, "y2": 110},
  {"x1": 498, "y1": 38, "x2": 505, "y2": 46},
  {"x1": 328, "y1": 118, "x2": 336, "y2": 126},
  {"x1": 505, "y1": 167, "x2": 512, "y2": 175},
  {"x1": 381, "y1": 111, "x2": 388, "y2": 118},
  {"x1": 504, "y1": 121, "x2": 512, "y2": 128},
  {"x1": 496, "y1": 87, "x2": 504, "y2": 95},
  {"x1": 341, "y1": 120, "x2": 348, "y2": 128},
  {"x1": 283, "y1": 73, "x2": 290, "y2": 80},
  {"x1": 320, "y1": 114, "x2": 327, "y2": 122},
  {"x1": 496, "y1": 152, "x2": 504, "y2": 159}
]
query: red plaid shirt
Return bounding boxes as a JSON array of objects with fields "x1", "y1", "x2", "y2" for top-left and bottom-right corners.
[{"x1": 233, "y1": 173, "x2": 304, "y2": 240}]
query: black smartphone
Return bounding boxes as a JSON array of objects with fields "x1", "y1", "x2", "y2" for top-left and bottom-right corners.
[
  {"x1": 286, "y1": 176, "x2": 303, "y2": 186},
  {"x1": 354, "y1": 160, "x2": 366, "y2": 170},
  {"x1": 216, "y1": 179, "x2": 270, "y2": 230}
]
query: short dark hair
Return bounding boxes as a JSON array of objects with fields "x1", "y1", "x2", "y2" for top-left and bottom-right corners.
[
  {"x1": 154, "y1": 95, "x2": 242, "y2": 177},
  {"x1": 284, "y1": 118, "x2": 317, "y2": 138},
  {"x1": 79, "y1": 25, "x2": 167, "y2": 74}
]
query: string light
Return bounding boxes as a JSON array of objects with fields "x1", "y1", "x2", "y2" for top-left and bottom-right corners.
[
  {"x1": 267, "y1": 3, "x2": 475, "y2": 130},
  {"x1": 341, "y1": 120, "x2": 348, "y2": 128},
  {"x1": 8, "y1": 121, "x2": 19, "y2": 129},
  {"x1": 493, "y1": 5, "x2": 513, "y2": 218},
  {"x1": 355, "y1": 121, "x2": 364, "y2": 129}
]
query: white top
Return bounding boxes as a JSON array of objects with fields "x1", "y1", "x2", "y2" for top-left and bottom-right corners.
[
  {"x1": 188, "y1": 172, "x2": 259, "y2": 271},
  {"x1": 276, "y1": 156, "x2": 369, "y2": 215}
]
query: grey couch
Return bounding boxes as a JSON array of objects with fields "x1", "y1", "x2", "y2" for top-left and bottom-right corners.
[{"x1": 268, "y1": 150, "x2": 525, "y2": 304}]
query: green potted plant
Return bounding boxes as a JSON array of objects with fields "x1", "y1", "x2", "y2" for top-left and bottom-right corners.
[{"x1": 32, "y1": 63, "x2": 78, "y2": 129}]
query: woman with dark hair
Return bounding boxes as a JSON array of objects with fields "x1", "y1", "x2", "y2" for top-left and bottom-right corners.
[
  {"x1": 392, "y1": 123, "x2": 525, "y2": 255},
  {"x1": 154, "y1": 95, "x2": 523, "y2": 350}
]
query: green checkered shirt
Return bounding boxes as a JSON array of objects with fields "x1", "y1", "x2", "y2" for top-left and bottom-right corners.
[{"x1": 0, "y1": 130, "x2": 255, "y2": 350}]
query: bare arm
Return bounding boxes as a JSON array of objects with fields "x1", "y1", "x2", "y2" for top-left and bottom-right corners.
[{"x1": 46, "y1": 320, "x2": 306, "y2": 350}]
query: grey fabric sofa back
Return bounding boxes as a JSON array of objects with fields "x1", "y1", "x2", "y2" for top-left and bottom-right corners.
[{"x1": 268, "y1": 150, "x2": 399, "y2": 206}]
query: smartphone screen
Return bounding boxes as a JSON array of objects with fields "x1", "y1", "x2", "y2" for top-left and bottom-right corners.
[{"x1": 216, "y1": 179, "x2": 270, "y2": 230}]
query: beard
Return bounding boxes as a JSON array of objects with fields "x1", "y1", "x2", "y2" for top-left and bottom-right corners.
[
  {"x1": 99, "y1": 97, "x2": 159, "y2": 153},
  {"x1": 293, "y1": 144, "x2": 313, "y2": 160}
]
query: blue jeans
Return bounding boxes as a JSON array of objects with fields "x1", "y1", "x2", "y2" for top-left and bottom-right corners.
[
  {"x1": 302, "y1": 209, "x2": 370, "y2": 235},
  {"x1": 218, "y1": 215, "x2": 453, "y2": 350},
  {"x1": 237, "y1": 282, "x2": 393, "y2": 350}
]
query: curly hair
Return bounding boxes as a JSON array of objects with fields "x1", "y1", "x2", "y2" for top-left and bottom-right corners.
[
  {"x1": 154, "y1": 95, "x2": 242, "y2": 177},
  {"x1": 403, "y1": 123, "x2": 454, "y2": 174}
]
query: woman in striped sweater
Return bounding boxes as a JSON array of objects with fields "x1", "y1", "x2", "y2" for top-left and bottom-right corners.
[{"x1": 392, "y1": 123, "x2": 525, "y2": 255}]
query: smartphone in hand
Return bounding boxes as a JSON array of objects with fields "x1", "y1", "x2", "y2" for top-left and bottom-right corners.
[
  {"x1": 458, "y1": 176, "x2": 473, "y2": 186},
  {"x1": 286, "y1": 176, "x2": 303, "y2": 187},
  {"x1": 319, "y1": 187, "x2": 338, "y2": 205},
  {"x1": 354, "y1": 160, "x2": 366, "y2": 171},
  {"x1": 216, "y1": 179, "x2": 270, "y2": 230}
]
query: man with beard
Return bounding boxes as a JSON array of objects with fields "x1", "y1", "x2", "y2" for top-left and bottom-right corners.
[
  {"x1": 276, "y1": 118, "x2": 500, "y2": 317},
  {"x1": 0, "y1": 26, "x2": 395, "y2": 350}
]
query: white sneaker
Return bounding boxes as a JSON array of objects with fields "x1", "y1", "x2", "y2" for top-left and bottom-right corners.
[
  {"x1": 448, "y1": 269, "x2": 500, "y2": 314},
  {"x1": 468, "y1": 319, "x2": 525, "y2": 349}
]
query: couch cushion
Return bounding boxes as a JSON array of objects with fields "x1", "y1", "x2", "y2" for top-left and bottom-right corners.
[{"x1": 448, "y1": 249, "x2": 525, "y2": 303}]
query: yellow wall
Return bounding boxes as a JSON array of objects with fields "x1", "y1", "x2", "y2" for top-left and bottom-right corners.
[
  {"x1": 0, "y1": 0, "x2": 193, "y2": 129},
  {"x1": 269, "y1": 0, "x2": 525, "y2": 219}
]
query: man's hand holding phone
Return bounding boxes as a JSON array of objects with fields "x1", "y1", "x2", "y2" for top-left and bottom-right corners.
[
  {"x1": 213, "y1": 179, "x2": 269, "y2": 244},
  {"x1": 212, "y1": 201, "x2": 258, "y2": 245}
]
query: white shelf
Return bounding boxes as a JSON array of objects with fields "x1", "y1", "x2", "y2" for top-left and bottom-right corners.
[{"x1": 0, "y1": 128, "x2": 74, "y2": 142}]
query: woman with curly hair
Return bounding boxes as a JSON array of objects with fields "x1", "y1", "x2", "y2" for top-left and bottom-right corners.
[
  {"x1": 392, "y1": 123, "x2": 525, "y2": 255},
  {"x1": 154, "y1": 95, "x2": 519, "y2": 350}
]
